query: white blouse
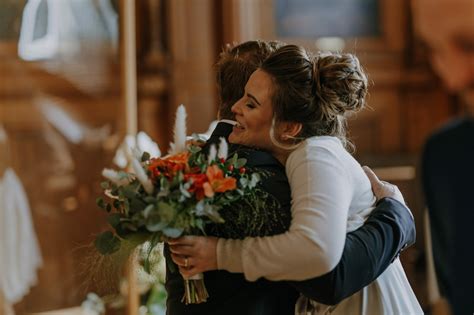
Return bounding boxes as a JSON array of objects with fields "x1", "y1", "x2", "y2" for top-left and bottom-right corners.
[{"x1": 217, "y1": 136, "x2": 375, "y2": 281}]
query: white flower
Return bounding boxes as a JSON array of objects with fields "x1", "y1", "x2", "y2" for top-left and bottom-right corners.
[
  {"x1": 113, "y1": 135, "x2": 135, "y2": 168},
  {"x1": 131, "y1": 159, "x2": 154, "y2": 195},
  {"x1": 114, "y1": 132, "x2": 161, "y2": 169},
  {"x1": 217, "y1": 137, "x2": 228, "y2": 160},
  {"x1": 81, "y1": 292, "x2": 105, "y2": 315},
  {"x1": 137, "y1": 131, "x2": 161, "y2": 158},
  {"x1": 168, "y1": 105, "x2": 187, "y2": 154},
  {"x1": 208, "y1": 144, "x2": 216, "y2": 165}
]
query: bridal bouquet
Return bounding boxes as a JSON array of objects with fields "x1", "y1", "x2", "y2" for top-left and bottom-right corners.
[{"x1": 95, "y1": 106, "x2": 262, "y2": 305}]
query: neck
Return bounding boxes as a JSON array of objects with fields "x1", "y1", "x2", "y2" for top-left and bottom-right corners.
[{"x1": 272, "y1": 149, "x2": 291, "y2": 166}]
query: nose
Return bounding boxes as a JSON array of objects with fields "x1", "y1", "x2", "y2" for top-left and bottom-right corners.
[{"x1": 231, "y1": 97, "x2": 244, "y2": 115}]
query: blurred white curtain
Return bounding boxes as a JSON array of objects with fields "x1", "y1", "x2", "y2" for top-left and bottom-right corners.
[
  {"x1": 18, "y1": 0, "x2": 119, "y2": 94},
  {"x1": 18, "y1": 0, "x2": 118, "y2": 61},
  {"x1": 0, "y1": 168, "x2": 43, "y2": 313}
]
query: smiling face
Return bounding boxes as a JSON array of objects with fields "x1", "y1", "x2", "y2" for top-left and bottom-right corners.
[{"x1": 228, "y1": 69, "x2": 275, "y2": 151}]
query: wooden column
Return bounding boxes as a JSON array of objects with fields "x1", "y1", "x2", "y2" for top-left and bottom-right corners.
[
  {"x1": 121, "y1": 0, "x2": 138, "y2": 138},
  {"x1": 120, "y1": 1, "x2": 139, "y2": 315},
  {"x1": 166, "y1": 0, "x2": 218, "y2": 135}
]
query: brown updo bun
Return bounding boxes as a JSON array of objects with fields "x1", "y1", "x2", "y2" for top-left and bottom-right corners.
[
  {"x1": 260, "y1": 44, "x2": 368, "y2": 149},
  {"x1": 312, "y1": 53, "x2": 368, "y2": 122}
]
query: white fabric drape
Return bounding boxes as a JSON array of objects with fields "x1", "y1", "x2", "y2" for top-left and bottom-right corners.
[{"x1": 0, "y1": 168, "x2": 42, "y2": 312}]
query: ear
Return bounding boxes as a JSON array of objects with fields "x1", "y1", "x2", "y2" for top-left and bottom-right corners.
[{"x1": 280, "y1": 122, "x2": 302, "y2": 140}]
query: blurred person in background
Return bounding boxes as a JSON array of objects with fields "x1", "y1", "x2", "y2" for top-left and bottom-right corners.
[{"x1": 412, "y1": 0, "x2": 474, "y2": 314}]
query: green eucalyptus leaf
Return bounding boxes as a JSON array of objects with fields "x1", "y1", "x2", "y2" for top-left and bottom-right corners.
[
  {"x1": 157, "y1": 189, "x2": 170, "y2": 198},
  {"x1": 107, "y1": 213, "x2": 121, "y2": 228},
  {"x1": 124, "y1": 199, "x2": 130, "y2": 215},
  {"x1": 113, "y1": 199, "x2": 121, "y2": 209},
  {"x1": 95, "y1": 231, "x2": 121, "y2": 255},
  {"x1": 163, "y1": 227, "x2": 184, "y2": 238},
  {"x1": 100, "y1": 181, "x2": 110, "y2": 189},
  {"x1": 239, "y1": 177, "x2": 248, "y2": 188},
  {"x1": 124, "y1": 186, "x2": 139, "y2": 199},
  {"x1": 144, "y1": 196, "x2": 157, "y2": 203},
  {"x1": 143, "y1": 204, "x2": 155, "y2": 218},
  {"x1": 188, "y1": 145, "x2": 202, "y2": 154},
  {"x1": 120, "y1": 221, "x2": 138, "y2": 232},
  {"x1": 146, "y1": 213, "x2": 167, "y2": 232},
  {"x1": 157, "y1": 202, "x2": 177, "y2": 222},
  {"x1": 195, "y1": 218, "x2": 204, "y2": 232},
  {"x1": 194, "y1": 200, "x2": 205, "y2": 216},
  {"x1": 179, "y1": 185, "x2": 191, "y2": 198},
  {"x1": 202, "y1": 204, "x2": 224, "y2": 223},
  {"x1": 160, "y1": 177, "x2": 169, "y2": 191},
  {"x1": 231, "y1": 153, "x2": 238, "y2": 165},
  {"x1": 130, "y1": 197, "x2": 146, "y2": 213},
  {"x1": 249, "y1": 173, "x2": 261, "y2": 188},
  {"x1": 235, "y1": 158, "x2": 247, "y2": 168},
  {"x1": 96, "y1": 197, "x2": 106, "y2": 209},
  {"x1": 131, "y1": 212, "x2": 146, "y2": 227}
]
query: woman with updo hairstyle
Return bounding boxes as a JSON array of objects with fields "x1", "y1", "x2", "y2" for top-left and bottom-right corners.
[
  {"x1": 171, "y1": 44, "x2": 423, "y2": 314},
  {"x1": 261, "y1": 44, "x2": 367, "y2": 150}
]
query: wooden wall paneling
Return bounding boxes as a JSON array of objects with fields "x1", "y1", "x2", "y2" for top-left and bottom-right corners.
[
  {"x1": 348, "y1": 88, "x2": 401, "y2": 155},
  {"x1": 221, "y1": 0, "x2": 273, "y2": 43},
  {"x1": 137, "y1": 0, "x2": 169, "y2": 149},
  {"x1": 3, "y1": 120, "x2": 114, "y2": 313},
  {"x1": 1, "y1": 31, "x2": 120, "y2": 313},
  {"x1": 166, "y1": 0, "x2": 218, "y2": 140},
  {"x1": 381, "y1": 0, "x2": 408, "y2": 51},
  {"x1": 401, "y1": 85, "x2": 454, "y2": 153}
]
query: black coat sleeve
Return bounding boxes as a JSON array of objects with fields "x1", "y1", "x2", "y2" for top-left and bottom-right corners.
[{"x1": 289, "y1": 197, "x2": 416, "y2": 305}]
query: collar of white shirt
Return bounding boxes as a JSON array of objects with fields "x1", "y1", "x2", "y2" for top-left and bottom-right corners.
[{"x1": 219, "y1": 119, "x2": 237, "y2": 126}]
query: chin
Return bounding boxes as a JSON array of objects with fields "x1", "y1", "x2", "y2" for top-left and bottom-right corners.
[
  {"x1": 228, "y1": 133, "x2": 235, "y2": 142},
  {"x1": 228, "y1": 133, "x2": 241, "y2": 145}
]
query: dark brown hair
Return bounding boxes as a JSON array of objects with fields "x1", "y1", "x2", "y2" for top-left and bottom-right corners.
[
  {"x1": 260, "y1": 44, "x2": 368, "y2": 148},
  {"x1": 215, "y1": 40, "x2": 284, "y2": 119}
]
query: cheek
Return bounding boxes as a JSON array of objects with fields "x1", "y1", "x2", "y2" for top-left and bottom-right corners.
[
  {"x1": 228, "y1": 132, "x2": 236, "y2": 143},
  {"x1": 432, "y1": 48, "x2": 474, "y2": 92}
]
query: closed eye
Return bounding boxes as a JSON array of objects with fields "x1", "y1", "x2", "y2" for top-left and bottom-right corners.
[{"x1": 246, "y1": 103, "x2": 256, "y2": 109}]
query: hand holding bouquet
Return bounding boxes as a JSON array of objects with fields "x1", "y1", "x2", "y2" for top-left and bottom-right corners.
[{"x1": 95, "y1": 107, "x2": 262, "y2": 304}]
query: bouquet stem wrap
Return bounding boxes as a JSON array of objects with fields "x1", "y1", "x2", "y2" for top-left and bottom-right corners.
[{"x1": 182, "y1": 273, "x2": 208, "y2": 304}]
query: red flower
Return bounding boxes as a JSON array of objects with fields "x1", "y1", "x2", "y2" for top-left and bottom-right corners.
[
  {"x1": 184, "y1": 173, "x2": 208, "y2": 200},
  {"x1": 148, "y1": 152, "x2": 190, "y2": 179},
  {"x1": 203, "y1": 165, "x2": 237, "y2": 198}
]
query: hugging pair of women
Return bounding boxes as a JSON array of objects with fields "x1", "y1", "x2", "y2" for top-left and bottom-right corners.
[{"x1": 165, "y1": 40, "x2": 422, "y2": 315}]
